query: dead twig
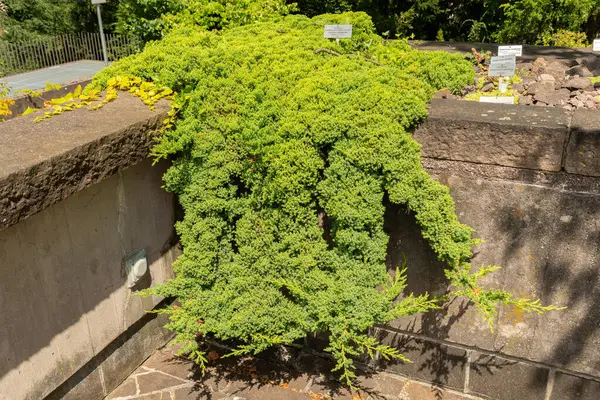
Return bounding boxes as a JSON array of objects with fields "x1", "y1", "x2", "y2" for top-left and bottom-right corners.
[
  {"x1": 313, "y1": 48, "x2": 382, "y2": 66},
  {"x1": 314, "y1": 48, "x2": 342, "y2": 56}
]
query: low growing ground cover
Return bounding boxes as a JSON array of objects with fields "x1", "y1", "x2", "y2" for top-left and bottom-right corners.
[{"x1": 91, "y1": 12, "x2": 560, "y2": 386}]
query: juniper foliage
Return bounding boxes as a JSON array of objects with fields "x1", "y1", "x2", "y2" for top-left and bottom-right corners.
[{"x1": 92, "y1": 12, "x2": 561, "y2": 385}]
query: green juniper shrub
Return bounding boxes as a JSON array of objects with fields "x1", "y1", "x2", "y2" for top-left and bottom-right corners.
[{"x1": 91, "y1": 12, "x2": 562, "y2": 386}]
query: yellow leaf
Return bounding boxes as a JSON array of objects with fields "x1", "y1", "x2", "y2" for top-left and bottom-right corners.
[{"x1": 22, "y1": 107, "x2": 37, "y2": 116}]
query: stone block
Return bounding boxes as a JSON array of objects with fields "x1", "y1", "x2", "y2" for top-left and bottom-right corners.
[
  {"x1": 374, "y1": 328, "x2": 467, "y2": 390},
  {"x1": 385, "y1": 164, "x2": 600, "y2": 377},
  {"x1": 551, "y1": 372, "x2": 600, "y2": 400},
  {"x1": 0, "y1": 93, "x2": 170, "y2": 231},
  {"x1": 47, "y1": 366, "x2": 107, "y2": 400},
  {"x1": 101, "y1": 312, "x2": 174, "y2": 394},
  {"x1": 468, "y1": 353, "x2": 548, "y2": 400},
  {"x1": 414, "y1": 99, "x2": 569, "y2": 171},
  {"x1": 565, "y1": 108, "x2": 600, "y2": 177}
]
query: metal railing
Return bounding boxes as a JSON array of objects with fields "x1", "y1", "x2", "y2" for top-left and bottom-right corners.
[{"x1": 0, "y1": 33, "x2": 141, "y2": 76}]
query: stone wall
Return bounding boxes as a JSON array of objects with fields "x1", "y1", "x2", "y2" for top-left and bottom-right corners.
[
  {"x1": 2, "y1": 92, "x2": 600, "y2": 400},
  {"x1": 375, "y1": 99, "x2": 600, "y2": 399},
  {"x1": 0, "y1": 94, "x2": 178, "y2": 399}
]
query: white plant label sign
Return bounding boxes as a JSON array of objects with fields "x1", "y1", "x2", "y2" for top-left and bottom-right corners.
[
  {"x1": 488, "y1": 55, "x2": 516, "y2": 77},
  {"x1": 498, "y1": 45, "x2": 523, "y2": 57},
  {"x1": 593, "y1": 39, "x2": 600, "y2": 52},
  {"x1": 324, "y1": 25, "x2": 353, "y2": 39},
  {"x1": 91, "y1": 0, "x2": 106, "y2": 4},
  {"x1": 480, "y1": 96, "x2": 515, "y2": 104}
]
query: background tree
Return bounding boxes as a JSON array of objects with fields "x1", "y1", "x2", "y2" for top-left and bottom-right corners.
[{"x1": 0, "y1": 0, "x2": 119, "y2": 42}]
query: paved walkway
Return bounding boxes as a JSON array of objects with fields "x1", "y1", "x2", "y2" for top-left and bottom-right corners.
[
  {"x1": 3, "y1": 60, "x2": 107, "y2": 94},
  {"x1": 106, "y1": 342, "x2": 481, "y2": 400}
]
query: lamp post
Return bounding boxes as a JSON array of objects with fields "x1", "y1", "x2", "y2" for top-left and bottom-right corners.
[{"x1": 92, "y1": 0, "x2": 108, "y2": 65}]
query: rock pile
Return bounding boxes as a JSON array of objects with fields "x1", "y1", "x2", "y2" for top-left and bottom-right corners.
[{"x1": 451, "y1": 56, "x2": 600, "y2": 110}]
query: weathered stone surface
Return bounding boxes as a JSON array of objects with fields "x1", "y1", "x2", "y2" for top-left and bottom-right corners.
[
  {"x1": 385, "y1": 161, "x2": 600, "y2": 376},
  {"x1": 527, "y1": 80, "x2": 555, "y2": 95},
  {"x1": 6, "y1": 79, "x2": 93, "y2": 121},
  {"x1": 106, "y1": 378, "x2": 137, "y2": 399},
  {"x1": 539, "y1": 74, "x2": 555, "y2": 82},
  {"x1": 566, "y1": 65, "x2": 593, "y2": 77},
  {"x1": 534, "y1": 88, "x2": 571, "y2": 106},
  {"x1": 375, "y1": 329, "x2": 467, "y2": 390},
  {"x1": 414, "y1": 99, "x2": 569, "y2": 171},
  {"x1": 51, "y1": 367, "x2": 107, "y2": 400},
  {"x1": 551, "y1": 373, "x2": 600, "y2": 400},
  {"x1": 540, "y1": 61, "x2": 569, "y2": 81},
  {"x1": 565, "y1": 108, "x2": 600, "y2": 177},
  {"x1": 519, "y1": 95, "x2": 533, "y2": 105},
  {"x1": 101, "y1": 313, "x2": 174, "y2": 392},
  {"x1": 562, "y1": 77, "x2": 593, "y2": 91},
  {"x1": 481, "y1": 82, "x2": 494, "y2": 92},
  {"x1": 137, "y1": 372, "x2": 186, "y2": 394},
  {"x1": 0, "y1": 93, "x2": 170, "y2": 232},
  {"x1": 469, "y1": 353, "x2": 548, "y2": 400}
]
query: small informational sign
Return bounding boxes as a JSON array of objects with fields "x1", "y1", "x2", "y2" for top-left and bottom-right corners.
[
  {"x1": 324, "y1": 25, "x2": 353, "y2": 39},
  {"x1": 480, "y1": 96, "x2": 515, "y2": 105},
  {"x1": 593, "y1": 39, "x2": 600, "y2": 52},
  {"x1": 91, "y1": 0, "x2": 106, "y2": 4},
  {"x1": 498, "y1": 45, "x2": 523, "y2": 57},
  {"x1": 488, "y1": 55, "x2": 516, "y2": 77}
]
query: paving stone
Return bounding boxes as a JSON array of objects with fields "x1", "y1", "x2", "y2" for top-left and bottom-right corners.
[
  {"x1": 107, "y1": 378, "x2": 138, "y2": 399},
  {"x1": 136, "y1": 393, "x2": 170, "y2": 400},
  {"x1": 468, "y1": 353, "x2": 548, "y2": 400},
  {"x1": 137, "y1": 372, "x2": 187, "y2": 394},
  {"x1": 229, "y1": 384, "x2": 312, "y2": 399},
  {"x1": 172, "y1": 385, "x2": 231, "y2": 399},
  {"x1": 142, "y1": 348, "x2": 195, "y2": 380},
  {"x1": 551, "y1": 372, "x2": 600, "y2": 400},
  {"x1": 401, "y1": 381, "x2": 470, "y2": 400}
]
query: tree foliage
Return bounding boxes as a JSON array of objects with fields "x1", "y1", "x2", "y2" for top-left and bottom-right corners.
[
  {"x1": 0, "y1": 0, "x2": 118, "y2": 42},
  {"x1": 91, "y1": 12, "x2": 561, "y2": 385},
  {"x1": 115, "y1": 0, "x2": 295, "y2": 42},
  {"x1": 293, "y1": 0, "x2": 600, "y2": 44}
]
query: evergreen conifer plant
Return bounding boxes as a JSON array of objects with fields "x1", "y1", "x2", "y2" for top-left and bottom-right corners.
[{"x1": 91, "y1": 12, "x2": 562, "y2": 386}]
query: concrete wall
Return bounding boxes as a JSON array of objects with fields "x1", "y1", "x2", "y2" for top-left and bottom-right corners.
[
  {"x1": 2, "y1": 93, "x2": 600, "y2": 400},
  {"x1": 375, "y1": 99, "x2": 600, "y2": 400},
  {"x1": 0, "y1": 95, "x2": 178, "y2": 399}
]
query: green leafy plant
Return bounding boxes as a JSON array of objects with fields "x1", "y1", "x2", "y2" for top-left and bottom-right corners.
[
  {"x1": 497, "y1": 0, "x2": 598, "y2": 44},
  {"x1": 542, "y1": 29, "x2": 589, "y2": 48},
  {"x1": 115, "y1": 0, "x2": 296, "y2": 41},
  {"x1": 436, "y1": 28, "x2": 445, "y2": 41},
  {"x1": 0, "y1": 62, "x2": 13, "y2": 120},
  {"x1": 89, "y1": 12, "x2": 562, "y2": 386}
]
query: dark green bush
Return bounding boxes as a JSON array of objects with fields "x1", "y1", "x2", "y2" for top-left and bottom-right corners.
[{"x1": 92, "y1": 12, "x2": 559, "y2": 385}]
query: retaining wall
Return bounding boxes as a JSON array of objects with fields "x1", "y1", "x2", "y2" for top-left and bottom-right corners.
[
  {"x1": 2, "y1": 94, "x2": 600, "y2": 400},
  {"x1": 376, "y1": 99, "x2": 600, "y2": 400},
  {"x1": 0, "y1": 94, "x2": 177, "y2": 399}
]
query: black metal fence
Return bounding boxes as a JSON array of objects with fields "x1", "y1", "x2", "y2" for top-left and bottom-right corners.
[{"x1": 0, "y1": 33, "x2": 141, "y2": 76}]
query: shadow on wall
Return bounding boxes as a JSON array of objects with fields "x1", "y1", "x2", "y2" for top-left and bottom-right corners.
[
  {"x1": 0, "y1": 160, "x2": 177, "y2": 399},
  {"x1": 493, "y1": 187, "x2": 600, "y2": 393},
  {"x1": 378, "y1": 172, "x2": 600, "y2": 396}
]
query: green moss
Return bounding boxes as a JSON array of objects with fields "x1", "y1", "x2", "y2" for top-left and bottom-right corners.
[{"x1": 92, "y1": 12, "x2": 561, "y2": 386}]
